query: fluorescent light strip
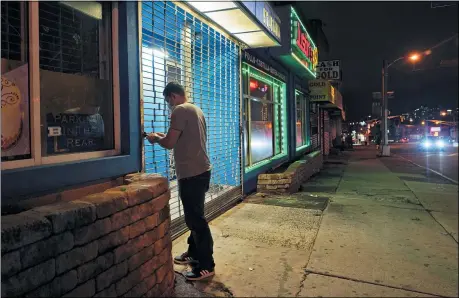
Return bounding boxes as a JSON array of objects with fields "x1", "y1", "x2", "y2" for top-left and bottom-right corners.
[
  {"x1": 186, "y1": 1, "x2": 237, "y2": 13},
  {"x1": 292, "y1": 52, "x2": 317, "y2": 78}
]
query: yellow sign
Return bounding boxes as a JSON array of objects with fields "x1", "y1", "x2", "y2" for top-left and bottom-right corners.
[{"x1": 308, "y1": 79, "x2": 334, "y2": 103}]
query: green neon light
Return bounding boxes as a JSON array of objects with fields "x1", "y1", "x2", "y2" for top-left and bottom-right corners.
[
  {"x1": 281, "y1": 83, "x2": 287, "y2": 155},
  {"x1": 290, "y1": 6, "x2": 317, "y2": 78},
  {"x1": 243, "y1": 62, "x2": 283, "y2": 86},
  {"x1": 292, "y1": 52, "x2": 317, "y2": 78},
  {"x1": 245, "y1": 152, "x2": 288, "y2": 173},
  {"x1": 243, "y1": 66, "x2": 288, "y2": 173},
  {"x1": 296, "y1": 144, "x2": 310, "y2": 152},
  {"x1": 291, "y1": 7, "x2": 317, "y2": 48}
]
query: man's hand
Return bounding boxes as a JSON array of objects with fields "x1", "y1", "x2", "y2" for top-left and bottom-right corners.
[
  {"x1": 146, "y1": 133, "x2": 160, "y2": 144},
  {"x1": 146, "y1": 130, "x2": 180, "y2": 150}
]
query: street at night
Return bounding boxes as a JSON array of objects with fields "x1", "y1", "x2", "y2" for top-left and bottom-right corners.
[{"x1": 390, "y1": 142, "x2": 459, "y2": 183}]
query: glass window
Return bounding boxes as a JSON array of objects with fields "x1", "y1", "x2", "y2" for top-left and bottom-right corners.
[
  {"x1": 296, "y1": 90, "x2": 307, "y2": 148},
  {"x1": 243, "y1": 65, "x2": 285, "y2": 167},
  {"x1": 250, "y1": 99, "x2": 274, "y2": 163},
  {"x1": 1, "y1": 2, "x2": 30, "y2": 162},
  {"x1": 39, "y1": 2, "x2": 114, "y2": 156}
]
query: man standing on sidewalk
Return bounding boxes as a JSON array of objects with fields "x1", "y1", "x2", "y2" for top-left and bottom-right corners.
[{"x1": 146, "y1": 82, "x2": 215, "y2": 281}]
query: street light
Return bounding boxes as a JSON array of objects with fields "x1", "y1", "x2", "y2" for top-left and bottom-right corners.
[
  {"x1": 409, "y1": 53, "x2": 420, "y2": 61},
  {"x1": 441, "y1": 111, "x2": 447, "y2": 116},
  {"x1": 380, "y1": 52, "x2": 422, "y2": 156}
]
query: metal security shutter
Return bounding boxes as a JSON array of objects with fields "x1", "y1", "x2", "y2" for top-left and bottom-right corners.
[
  {"x1": 310, "y1": 103, "x2": 319, "y2": 150},
  {"x1": 324, "y1": 111, "x2": 330, "y2": 156},
  {"x1": 1, "y1": 1, "x2": 25, "y2": 63},
  {"x1": 141, "y1": 1, "x2": 242, "y2": 239}
]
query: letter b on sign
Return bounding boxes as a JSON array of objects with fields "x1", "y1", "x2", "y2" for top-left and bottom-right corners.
[{"x1": 48, "y1": 126, "x2": 62, "y2": 137}]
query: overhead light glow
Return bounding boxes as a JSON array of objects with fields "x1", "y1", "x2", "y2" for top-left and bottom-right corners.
[
  {"x1": 205, "y1": 9, "x2": 261, "y2": 34},
  {"x1": 233, "y1": 31, "x2": 278, "y2": 48},
  {"x1": 185, "y1": 1, "x2": 279, "y2": 48},
  {"x1": 409, "y1": 53, "x2": 420, "y2": 62},
  {"x1": 187, "y1": 1, "x2": 237, "y2": 13}
]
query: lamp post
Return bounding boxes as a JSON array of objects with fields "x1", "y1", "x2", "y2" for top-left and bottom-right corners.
[{"x1": 380, "y1": 53, "x2": 420, "y2": 156}]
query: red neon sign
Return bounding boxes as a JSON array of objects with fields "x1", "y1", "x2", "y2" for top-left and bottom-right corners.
[{"x1": 296, "y1": 22, "x2": 314, "y2": 63}]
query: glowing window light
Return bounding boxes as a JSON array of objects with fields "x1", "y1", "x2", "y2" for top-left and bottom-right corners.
[{"x1": 244, "y1": 64, "x2": 288, "y2": 172}]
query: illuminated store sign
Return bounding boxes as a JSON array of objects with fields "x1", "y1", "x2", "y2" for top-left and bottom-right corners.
[
  {"x1": 291, "y1": 7, "x2": 318, "y2": 77},
  {"x1": 241, "y1": 1, "x2": 281, "y2": 43},
  {"x1": 243, "y1": 51, "x2": 286, "y2": 82}
]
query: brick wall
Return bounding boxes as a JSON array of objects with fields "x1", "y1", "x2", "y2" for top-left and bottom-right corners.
[
  {"x1": 2, "y1": 178, "x2": 125, "y2": 215},
  {"x1": 1, "y1": 174, "x2": 175, "y2": 298},
  {"x1": 257, "y1": 151, "x2": 323, "y2": 194}
]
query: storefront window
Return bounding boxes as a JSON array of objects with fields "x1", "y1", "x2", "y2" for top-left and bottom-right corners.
[
  {"x1": 296, "y1": 90, "x2": 308, "y2": 148},
  {"x1": 39, "y1": 2, "x2": 114, "y2": 156},
  {"x1": 243, "y1": 64, "x2": 286, "y2": 168},
  {"x1": 2, "y1": 1, "x2": 119, "y2": 170},
  {"x1": 1, "y1": 2, "x2": 30, "y2": 162}
]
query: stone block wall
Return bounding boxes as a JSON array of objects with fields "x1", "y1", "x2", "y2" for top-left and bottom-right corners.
[
  {"x1": 1, "y1": 174, "x2": 175, "y2": 298},
  {"x1": 257, "y1": 151, "x2": 323, "y2": 194}
]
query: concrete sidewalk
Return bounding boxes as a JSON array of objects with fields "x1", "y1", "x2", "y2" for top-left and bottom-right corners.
[{"x1": 173, "y1": 147, "x2": 458, "y2": 297}]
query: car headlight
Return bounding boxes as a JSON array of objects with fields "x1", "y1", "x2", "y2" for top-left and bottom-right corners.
[
  {"x1": 423, "y1": 141, "x2": 431, "y2": 148},
  {"x1": 436, "y1": 140, "x2": 444, "y2": 147}
]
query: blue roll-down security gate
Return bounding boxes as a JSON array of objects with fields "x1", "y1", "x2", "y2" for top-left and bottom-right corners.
[{"x1": 141, "y1": 1, "x2": 243, "y2": 238}]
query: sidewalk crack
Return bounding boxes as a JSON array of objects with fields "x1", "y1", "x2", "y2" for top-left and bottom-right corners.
[
  {"x1": 304, "y1": 269, "x2": 446, "y2": 297},
  {"x1": 295, "y1": 271, "x2": 309, "y2": 297}
]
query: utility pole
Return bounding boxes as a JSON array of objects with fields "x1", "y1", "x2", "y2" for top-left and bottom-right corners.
[
  {"x1": 378, "y1": 53, "x2": 420, "y2": 156},
  {"x1": 380, "y1": 60, "x2": 390, "y2": 156}
]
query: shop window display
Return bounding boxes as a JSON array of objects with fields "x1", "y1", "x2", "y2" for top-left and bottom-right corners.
[
  {"x1": 243, "y1": 64, "x2": 286, "y2": 168},
  {"x1": 1, "y1": 1, "x2": 119, "y2": 169}
]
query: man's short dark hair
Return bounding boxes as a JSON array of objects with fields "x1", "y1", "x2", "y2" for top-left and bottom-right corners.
[{"x1": 163, "y1": 82, "x2": 185, "y2": 97}]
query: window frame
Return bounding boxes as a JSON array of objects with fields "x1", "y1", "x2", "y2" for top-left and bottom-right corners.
[
  {"x1": 2, "y1": 1, "x2": 121, "y2": 170},
  {"x1": 2, "y1": 2, "x2": 141, "y2": 201},
  {"x1": 242, "y1": 64, "x2": 286, "y2": 169},
  {"x1": 295, "y1": 89, "x2": 307, "y2": 148}
]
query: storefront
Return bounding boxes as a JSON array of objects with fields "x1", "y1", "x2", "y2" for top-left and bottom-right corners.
[
  {"x1": 241, "y1": 50, "x2": 288, "y2": 192},
  {"x1": 268, "y1": 5, "x2": 319, "y2": 158},
  {"x1": 139, "y1": 1, "x2": 281, "y2": 237},
  {"x1": 2, "y1": 2, "x2": 141, "y2": 203},
  {"x1": 241, "y1": 5, "x2": 319, "y2": 193},
  {"x1": 308, "y1": 79, "x2": 344, "y2": 155}
]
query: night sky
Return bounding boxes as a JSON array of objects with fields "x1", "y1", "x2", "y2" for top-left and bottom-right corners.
[{"x1": 297, "y1": 1, "x2": 458, "y2": 121}]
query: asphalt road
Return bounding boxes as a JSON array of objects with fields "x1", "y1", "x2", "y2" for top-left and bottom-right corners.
[{"x1": 390, "y1": 142, "x2": 459, "y2": 183}]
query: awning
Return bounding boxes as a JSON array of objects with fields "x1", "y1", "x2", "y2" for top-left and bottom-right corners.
[
  {"x1": 308, "y1": 79, "x2": 343, "y2": 111},
  {"x1": 185, "y1": 1, "x2": 281, "y2": 48}
]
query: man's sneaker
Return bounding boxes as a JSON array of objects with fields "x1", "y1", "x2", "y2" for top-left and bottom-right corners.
[
  {"x1": 184, "y1": 267, "x2": 215, "y2": 281},
  {"x1": 174, "y1": 252, "x2": 197, "y2": 265}
]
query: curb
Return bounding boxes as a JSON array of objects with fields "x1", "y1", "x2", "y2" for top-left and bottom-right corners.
[{"x1": 394, "y1": 154, "x2": 459, "y2": 185}]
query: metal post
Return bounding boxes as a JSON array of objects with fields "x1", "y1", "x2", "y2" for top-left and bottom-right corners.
[{"x1": 380, "y1": 60, "x2": 390, "y2": 156}]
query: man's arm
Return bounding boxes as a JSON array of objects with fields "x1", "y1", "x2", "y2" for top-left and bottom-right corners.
[
  {"x1": 150, "y1": 129, "x2": 181, "y2": 150},
  {"x1": 146, "y1": 106, "x2": 186, "y2": 150}
]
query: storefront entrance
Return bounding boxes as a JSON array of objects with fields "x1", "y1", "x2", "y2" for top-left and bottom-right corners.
[{"x1": 140, "y1": 1, "x2": 242, "y2": 239}]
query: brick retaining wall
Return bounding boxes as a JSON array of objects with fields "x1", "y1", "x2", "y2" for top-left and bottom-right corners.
[
  {"x1": 257, "y1": 151, "x2": 323, "y2": 194},
  {"x1": 1, "y1": 174, "x2": 174, "y2": 298}
]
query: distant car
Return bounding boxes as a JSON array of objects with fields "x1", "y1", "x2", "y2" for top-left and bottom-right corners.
[
  {"x1": 417, "y1": 136, "x2": 446, "y2": 151},
  {"x1": 397, "y1": 137, "x2": 409, "y2": 143}
]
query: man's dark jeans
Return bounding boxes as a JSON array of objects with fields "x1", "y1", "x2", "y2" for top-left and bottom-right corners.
[{"x1": 178, "y1": 170, "x2": 214, "y2": 270}]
